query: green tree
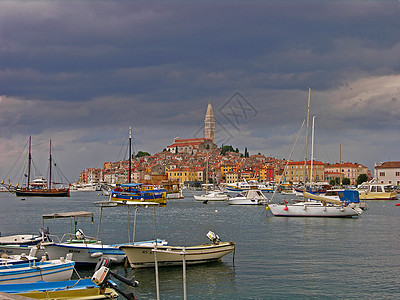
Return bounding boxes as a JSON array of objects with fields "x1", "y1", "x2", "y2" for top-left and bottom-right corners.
[
  {"x1": 221, "y1": 145, "x2": 235, "y2": 155},
  {"x1": 135, "y1": 151, "x2": 150, "y2": 158},
  {"x1": 342, "y1": 177, "x2": 350, "y2": 185},
  {"x1": 357, "y1": 174, "x2": 369, "y2": 185}
]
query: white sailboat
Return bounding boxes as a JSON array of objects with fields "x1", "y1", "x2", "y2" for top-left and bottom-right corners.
[{"x1": 268, "y1": 88, "x2": 361, "y2": 218}]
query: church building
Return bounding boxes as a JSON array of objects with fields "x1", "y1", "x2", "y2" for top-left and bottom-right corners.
[{"x1": 166, "y1": 101, "x2": 217, "y2": 154}]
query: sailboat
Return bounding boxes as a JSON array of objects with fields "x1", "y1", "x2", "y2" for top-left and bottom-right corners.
[
  {"x1": 109, "y1": 127, "x2": 167, "y2": 204},
  {"x1": 3, "y1": 137, "x2": 70, "y2": 197},
  {"x1": 193, "y1": 149, "x2": 229, "y2": 201},
  {"x1": 268, "y1": 88, "x2": 361, "y2": 218}
]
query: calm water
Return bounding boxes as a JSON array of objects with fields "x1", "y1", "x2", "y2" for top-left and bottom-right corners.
[{"x1": 1, "y1": 190, "x2": 400, "y2": 299}]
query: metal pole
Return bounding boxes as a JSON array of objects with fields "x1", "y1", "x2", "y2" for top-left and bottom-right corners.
[
  {"x1": 127, "y1": 205, "x2": 130, "y2": 243},
  {"x1": 132, "y1": 207, "x2": 138, "y2": 244},
  {"x1": 155, "y1": 249, "x2": 160, "y2": 300},
  {"x1": 182, "y1": 248, "x2": 187, "y2": 300}
]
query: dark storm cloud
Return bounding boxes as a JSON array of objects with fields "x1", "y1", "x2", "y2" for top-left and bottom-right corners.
[{"x1": 1, "y1": 1, "x2": 400, "y2": 178}]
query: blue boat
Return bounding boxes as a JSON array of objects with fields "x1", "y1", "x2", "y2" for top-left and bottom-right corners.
[
  {"x1": 0, "y1": 257, "x2": 75, "y2": 284},
  {"x1": 110, "y1": 183, "x2": 167, "y2": 204}
]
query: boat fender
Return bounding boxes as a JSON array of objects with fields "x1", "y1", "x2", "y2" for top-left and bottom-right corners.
[
  {"x1": 66, "y1": 253, "x2": 73, "y2": 261},
  {"x1": 91, "y1": 252, "x2": 104, "y2": 258},
  {"x1": 303, "y1": 205, "x2": 306, "y2": 210},
  {"x1": 284, "y1": 206, "x2": 288, "y2": 211},
  {"x1": 340, "y1": 207, "x2": 344, "y2": 212}
]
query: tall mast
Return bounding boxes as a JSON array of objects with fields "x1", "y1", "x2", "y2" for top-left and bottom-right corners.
[
  {"x1": 303, "y1": 88, "x2": 311, "y2": 192},
  {"x1": 310, "y1": 116, "x2": 315, "y2": 188},
  {"x1": 129, "y1": 127, "x2": 132, "y2": 185},
  {"x1": 49, "y1": 139, "x2": 52, "y2": 190},
  {"x1": 339, "y1": 144, "x2": 342, "y2": 188},
  {"x1": 27, "y1": 136, "x2": 32, "y2": 189}
]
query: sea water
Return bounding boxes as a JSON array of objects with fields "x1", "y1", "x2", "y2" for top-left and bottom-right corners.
[{"x1": 0, "y1": 190, "x2": 399, "y2": 299}]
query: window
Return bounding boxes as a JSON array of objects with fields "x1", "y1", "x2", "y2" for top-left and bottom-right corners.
[
  {"x1": 396, "y1": 172, "x2": 400, "y2": 177},
  {"x1": 379, "y1": 172, "x2": 385, "y2": 177}
]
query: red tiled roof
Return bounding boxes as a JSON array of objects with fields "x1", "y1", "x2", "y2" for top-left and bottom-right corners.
[{"x1": 375, "y1": 161, "x2": 400, "y2": 168}]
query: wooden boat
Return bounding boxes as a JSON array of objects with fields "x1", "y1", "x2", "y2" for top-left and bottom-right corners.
[
  {"x1": 0, "y1": 256, "x2": 74, "y2": 284},
  {"x1": 120, "y1": 232, "x2": 235, "y2": 268},
  {"x1": 2, "y1": 136, "x2": 70, "y2": 197},
  {"x1": 0, "y1": 278, "x2": 118, "y2": 299}
]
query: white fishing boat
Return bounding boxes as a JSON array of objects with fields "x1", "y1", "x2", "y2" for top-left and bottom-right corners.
[
  {"x1": 226, "y1": 189, "x2": 268, "y2": 205},
  {"x1": 0, "y1": 255, "x2": 74, "y2": 284},
  {"x1": 41, "y1": 209, "x2": 167, "y2": 265},
  {"x1": 194, "y1": 190, "x2": 229, "y2": 201},
  {"x1": 120, "y1": 231, "x2": 235, "y2": 268},
  {"x1": 0, "y1": 229, "x2": 50, "y2": 257}
]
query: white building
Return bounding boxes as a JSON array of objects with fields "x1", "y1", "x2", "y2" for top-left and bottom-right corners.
[{"x1": 374, "y1": 161, "x2": 400, "y2": 186}]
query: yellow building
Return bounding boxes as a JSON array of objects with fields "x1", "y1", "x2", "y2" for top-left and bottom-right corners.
[
  {"x1": 167, "y1": 167, "x2": 205, "y2": 184},
  {"x1": 284, "y1": 161, "x2": 325, "y2": 183}
]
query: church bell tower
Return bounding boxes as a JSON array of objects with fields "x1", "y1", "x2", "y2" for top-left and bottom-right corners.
[{"x1": 204, "y1": 101, "x2": 215, "y2": 143}]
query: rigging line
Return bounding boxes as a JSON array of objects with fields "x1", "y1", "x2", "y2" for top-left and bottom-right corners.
[
  {"x1": 1, "y1": 139, "x2": 29, "y2": 181},
  {"x1": 269, "y1": 118, "x2": 306, "y2": 205}
]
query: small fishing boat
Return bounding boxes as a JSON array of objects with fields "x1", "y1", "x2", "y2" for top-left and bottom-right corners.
[
  {"x1": 110, "y1": 183, "x2": 167, "y2": 204},
  {"x1": 226, "y1": 189, "x2": 268, "y2": 205},
  {"x1": 0, "y1": 256, "x2": 74, "y2": 284},
  {"x1": 41, "y1": 210, "x2": 168, "y2": 265},
  {"x1": 120, "y1": 231, "x2": 235, "y2": 268},
  {"x1": 0, "y1": 278, "x2": 119, "y2": 299}
]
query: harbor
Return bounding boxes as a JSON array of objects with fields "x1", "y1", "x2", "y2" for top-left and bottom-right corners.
[{"x1": 1, "y1": 190, "x2": 399, "y2": 298}]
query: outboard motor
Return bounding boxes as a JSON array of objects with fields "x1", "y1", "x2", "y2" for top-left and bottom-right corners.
[
  {"x1": 92, "y1": 258, "x2": 138, "y2": 300},
  {"x1": 206, "y1": 231, "x2": 221, "y2": 244}
]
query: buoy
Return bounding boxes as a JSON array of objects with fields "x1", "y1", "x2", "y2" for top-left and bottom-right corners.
[
  {"x1": 284, "y1": 206, "x2": 288, "y2": 211},
  {"x1": 266, "y1": 206, "x2": 270, "y2": 211},
  {"x1": 395, "y1": 203, "x2": 400, "y2": 206},
  {"x1": 215, "y1": 209, "x2": 218, "y2": 213}
]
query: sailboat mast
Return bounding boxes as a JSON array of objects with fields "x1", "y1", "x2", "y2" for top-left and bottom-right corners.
[
  {"x1": 27, "y1": 136, "x2": 32, "y2": 189},
  {"x1": 49, "y1": 139, "x2": 52, "y2": 190},
  {"x1": 310, "y1": 116, "x2": 315, "y2": 188},
  {"x1": 303, "y1": 88, "x2": 311, "y2": 191},
  {"x1": 129, "y1": 127, "x2": 132, "y2": 186},
  {"x1": 339, "y1": 144, "x2": 342, "y2": 187}
]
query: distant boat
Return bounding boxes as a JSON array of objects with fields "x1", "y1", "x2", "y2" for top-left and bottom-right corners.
[
  {"x1": 227, "y1": 189, "x2": 268, "y2": 205},
  {"x1": 2, "y1": 136, "x2": 70, "y2": 197},
  {"x1": 194, "y1": 190, "x2": 229, "y2": 201},
  {"x1": 224, "y1": 179, "x2": 274, "y2": 192}
]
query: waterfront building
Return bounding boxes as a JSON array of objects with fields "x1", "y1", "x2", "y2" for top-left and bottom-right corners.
[
  {"x1": 374, "y1": 161, "x2": 400, "y2": 186},
  {"x1": 325, "y1": 162, "x2": 369, "y2": 185},
  {"x1": 284, "y1": 160, "x2": 325, "y2": 183},
  {"x1": 167, "y1": 166, "x2": 206, "y2": 184}
]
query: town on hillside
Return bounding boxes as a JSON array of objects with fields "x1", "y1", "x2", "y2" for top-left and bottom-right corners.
[{"x1": 73, "y1": 101, "x2": 395, "y2": 190}]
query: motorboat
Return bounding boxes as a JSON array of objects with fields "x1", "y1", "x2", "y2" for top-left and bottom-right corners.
[
  {"x1": 0, "y1": 255, "x2": 74, "y2": 284},
  {"x1": 226, "y1": 189, "x2": 268, "y2": 205},
  {"x1": 0, "y1": 229, "x2": 50, "y2": 257},
  {"x1": 357, "y1": 183, "x2": 398, "y2": 200},
  {"x1": 194, "y1": 190, "x2": 229, "y2": 201},
  {"x1": 120, "y1": 231, "x2": 235, "y2": 268},
  {"x1": 324, "y1": 189, "x2": 368, "y2": 210}
]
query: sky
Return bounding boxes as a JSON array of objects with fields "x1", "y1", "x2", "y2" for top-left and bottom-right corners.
[{"x1": 1, "y1": 0, "x2": 400, "y2": 182}]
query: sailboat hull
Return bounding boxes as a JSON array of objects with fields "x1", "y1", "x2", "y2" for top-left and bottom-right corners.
[
  {"x1": 268, "y1": 203, "x2": 360, "y2": 217},
  {"x1": 15, "y1": 189, "x2": 70, "y2": 197}
]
